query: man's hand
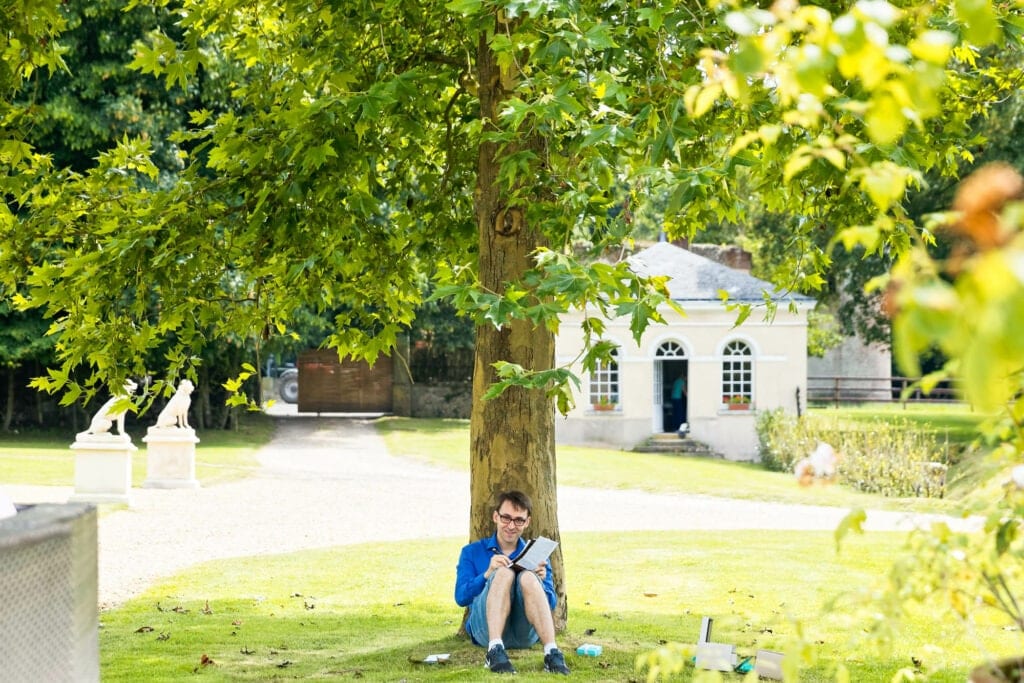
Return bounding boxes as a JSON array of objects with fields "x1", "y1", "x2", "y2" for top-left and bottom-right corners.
[
  {"x1": 534, "y1": 561, "x2": 547, "y2": 580},
  {"x1": 486, "y1": 554, "x2": 510, "y2": 578}
]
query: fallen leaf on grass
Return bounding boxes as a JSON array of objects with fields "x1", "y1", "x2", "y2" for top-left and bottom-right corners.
[
  {"x1": 200, "y1": 654, "x2": 214, "y2": 667},
  {"x1": 202, "y1": 601, "x2": 213, "y2": 615},
  {"x1": 643, "y1": 593, "x2": 658, "y2": 597},
  {"x1": 240, "y1": 647, "x2": 255, "y2": 655},
  {"x1": 157, "y1": 632, "x2": 170, "y2": 641},
  {"x1": 134, "y1": 626, "x2": 154, "y2": 633},
  {"x1": 232, "y1": 620, "x2": 242, "y2": 626},
  {"x1": 277, "y1": 660, "x2": 292, "y2": 668},
  {"x1": 584, "y1": 628, "x2": 596, "y2": 636}
]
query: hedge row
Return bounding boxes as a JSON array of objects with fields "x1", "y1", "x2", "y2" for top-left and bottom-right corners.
[{"x1": 755, "y1": 409, "x2": 951, "y2": 498}]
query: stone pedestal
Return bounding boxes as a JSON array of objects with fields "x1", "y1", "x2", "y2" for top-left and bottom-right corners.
[
  {"x1": 0, "y1": 503, "x2": 99, "y2": 682},
  {"x1": 69, "y1": 435, "x2": 135, "y2": 505},
  {"x1": 142, "y1": 427, "x2": 200, "y2": 489}
]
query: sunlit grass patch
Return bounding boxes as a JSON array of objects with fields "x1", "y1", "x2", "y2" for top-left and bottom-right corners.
[
  {"x1": 0, "y1": 413, "x2": 276, "y2": 487},
  {"x1": 100, "y1": 531, "x2": 1019, "y2": 681}
]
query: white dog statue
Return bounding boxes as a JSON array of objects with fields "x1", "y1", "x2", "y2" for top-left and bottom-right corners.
[
  {"x1": 155, "y1": 379, "x2": 195, "y2": 429},
  {"x1": 78, "y1": 379, "x2": 138, "y2": 439}
]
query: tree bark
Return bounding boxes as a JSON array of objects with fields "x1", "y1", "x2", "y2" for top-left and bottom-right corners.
[
  {"x1": 196, "y1": 367, "x2": 211, "y2": 431},
  {"x1": 2, "y1": 368, "x2": 13, "y2": 432},
  {"x1": 470, "y1": 18, "x2": 566, "y2": 629}
]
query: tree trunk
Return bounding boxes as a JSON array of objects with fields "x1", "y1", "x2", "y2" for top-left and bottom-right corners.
[
  {"x1": 33, "y1": 362, "x2": 43, "y2": 427},
  {"x1": 2, "y1": 368, "x2": 13, "y2": 432},
  {"x1": 196, "y1": 367, "x2": 211, "y2": 431},
  {"x1": 470, "y1": 18, "x2": 566, "y2": 629}
]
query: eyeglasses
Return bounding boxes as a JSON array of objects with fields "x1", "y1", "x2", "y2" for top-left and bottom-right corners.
[{"x1": 498, "y1": 513, "x2": 528, "y2": 527}]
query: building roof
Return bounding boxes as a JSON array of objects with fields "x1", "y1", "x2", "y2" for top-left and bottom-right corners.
[{"x1": 626, "y1": 241, "x2": 815, "y2": 304}]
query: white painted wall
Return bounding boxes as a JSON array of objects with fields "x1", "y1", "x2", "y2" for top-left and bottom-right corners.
[{"x1": 555, "y1": 301, "x2": 810, "y2": 460}]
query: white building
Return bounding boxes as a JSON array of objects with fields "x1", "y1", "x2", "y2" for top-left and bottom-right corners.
[{"x1": 555, "y1": 242, "x2": 815, "y2": 460}]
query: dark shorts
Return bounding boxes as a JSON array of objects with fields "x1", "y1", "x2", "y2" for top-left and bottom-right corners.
[{"x1": 466, "y1": 572, "x2": 539, "y2": 649}]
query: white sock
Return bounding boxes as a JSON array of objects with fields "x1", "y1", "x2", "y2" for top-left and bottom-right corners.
[
  {"x1": 544, "y1": 642, "x2": 558, "y2": 655},
  {"x1": 489, "y1": 639, "x2": 504, "y2": 650}
]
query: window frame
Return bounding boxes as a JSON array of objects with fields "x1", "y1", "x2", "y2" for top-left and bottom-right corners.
[
  {"x1": 589, "y1": 347, "x2": 620, "y2": 410},
  {"x1": 721, "y1": 340, "x2": 753, "y2": 408}
]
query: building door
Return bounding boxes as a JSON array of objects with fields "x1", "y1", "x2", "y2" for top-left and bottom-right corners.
[{"x1": 655, "y1": 342, "x2": 688, "y2": 433}]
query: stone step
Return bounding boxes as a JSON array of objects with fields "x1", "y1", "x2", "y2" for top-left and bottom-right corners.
[{"x1": 633, "y1": 433, "x2": 721, "y2": 457}]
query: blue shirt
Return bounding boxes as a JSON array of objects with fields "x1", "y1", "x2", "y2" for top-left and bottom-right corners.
[
  {"x1": 454, "y1": 533, "x2": 557, "y2": 610},
  {"x1": 671, "y1": 377, "x2": 686, "y2": 400}
]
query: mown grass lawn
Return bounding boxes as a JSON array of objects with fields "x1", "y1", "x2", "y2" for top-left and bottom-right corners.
[
  {"x1": 374, "y1": 411, "x2": 983, "y2": 514},
  {"x1": 806, "y1": 402, "x2": 986, "y2": 446},
  {"x1": 0, "y1": 413, "x2": 276, "y2": 487},
  {"x1": 10, "y1": 404, "x2": 1017, "y2": 679},
  {"x1": 99, "y1": 531, "x2": 1020, "y2": 681}
]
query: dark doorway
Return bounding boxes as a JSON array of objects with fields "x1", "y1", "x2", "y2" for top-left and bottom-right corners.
[{"x1": 661, "y1": 359, "x2": 688, "y2": 433}]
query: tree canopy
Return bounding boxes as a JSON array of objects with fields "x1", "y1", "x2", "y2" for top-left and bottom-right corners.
[{"x1": 4, "y1": 0, "x2": 1020, "y2": 399}]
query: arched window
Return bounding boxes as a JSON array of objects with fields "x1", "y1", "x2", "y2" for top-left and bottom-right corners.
[
  {"x1": 655, "y1": 340, "x2": 686, "y2": 358},
  {"x1": 721, "y1": 340, "x2": 752, "y2": 407},
  {"x1": 589, "y1": 347, "x2": 619, "y2": 409}
]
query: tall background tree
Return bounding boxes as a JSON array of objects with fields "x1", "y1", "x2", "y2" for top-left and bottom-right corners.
[
  {"x1": 2, "y1": 0, "x2": 260, "y2": 428},
  {"x1": 2, "y1": 0, "x2": 1022, "y2": 626}
]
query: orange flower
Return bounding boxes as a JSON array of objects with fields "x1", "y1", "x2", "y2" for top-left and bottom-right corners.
[{"x1": 951, "y1": 162, "x2": 1024, "y2": 250}]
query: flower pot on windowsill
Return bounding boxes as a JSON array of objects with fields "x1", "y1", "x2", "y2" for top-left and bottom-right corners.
[
  {"x1": 592, "y1": 403, "x2": 617, "y2": 412},
  {"x1": 727, "y1": 403, "x2": 750, "y2": 411}
]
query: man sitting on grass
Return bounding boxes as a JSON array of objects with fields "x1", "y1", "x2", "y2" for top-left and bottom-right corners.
[{"x1": 454, "y1": 490, "x2": 571, "y2": 675}]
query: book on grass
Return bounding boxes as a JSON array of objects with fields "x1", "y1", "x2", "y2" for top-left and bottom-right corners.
[{"x1": 509, "y1": 536, "x2": 558, "y2": 572}]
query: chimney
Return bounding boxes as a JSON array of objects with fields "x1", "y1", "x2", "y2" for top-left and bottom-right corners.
[{"x1": 687, "y1": 244, "x2": 753, "y2": 274}]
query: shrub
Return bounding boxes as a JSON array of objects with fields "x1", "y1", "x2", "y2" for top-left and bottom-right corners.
[
  {"x1": 756, "y1": 408, "x2": 814, "y2": 472},
  {"x1": 756, "y1": 409, "x2": 950, "y2": 497}
]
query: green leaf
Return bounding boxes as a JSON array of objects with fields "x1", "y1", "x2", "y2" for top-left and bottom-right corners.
[
  {"x1": 909, "y1": 30, "x2": 956, "y2": 64},
  {"x1": 820, "y1": 147, "x2": 846, "y2": 171},
  {"x1": 783, "y1": 151, "x2": 813, "y2": 183},
  {"x1": 955, "y1": 0, "x2": 1000, "y2": 46},
  {"x1": 729, "y1": 40, "x2": 764, "y2": 76},
  {"x1": 685, "y1": 84, "x2": 722, "y2": 119},
  {"x1": 865, "y1": 93, "x2": 906, "y2": 145},
  {"x1": 834, "y1": 509, "x2": 867, "y2": 551},
  {"x1": 837, "y1": 226, "x2": 882, "y2": 252},
  {"x1": 858, "y1": 162, "x2": 911, "y2": 211},
  {"x1": 995, "y1": 519, "x2": 1017, "y2": 555},
  {"x1": 732, "y1": 304, "x2": 752, "y2": 328}
]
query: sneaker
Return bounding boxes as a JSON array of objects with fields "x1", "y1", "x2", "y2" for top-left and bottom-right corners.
[
  {"x1": 486, "y1": 643, "x2": 516, "y2": 674},
  {"x1": 544, "y1": 648, "x2": 571, "y2": 674}
]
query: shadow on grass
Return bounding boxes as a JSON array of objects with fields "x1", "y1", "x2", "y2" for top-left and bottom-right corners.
[{"x1": 98, "y1": 533, "x2": 1011, "y2": 682}]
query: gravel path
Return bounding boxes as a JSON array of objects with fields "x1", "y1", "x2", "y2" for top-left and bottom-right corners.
[{"x1": 2, "y1": 416, "x2": 977, "y2": 609}]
